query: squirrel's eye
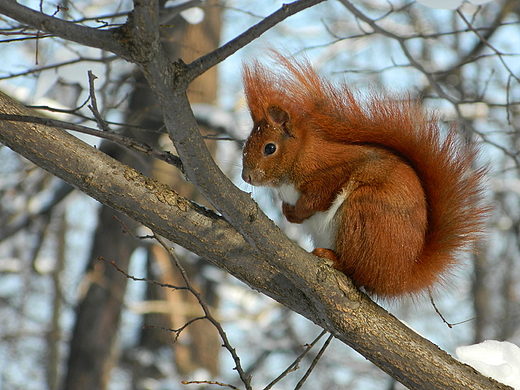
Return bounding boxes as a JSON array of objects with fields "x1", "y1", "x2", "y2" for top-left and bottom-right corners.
[{"x1": 264, "y1": 143, "x2": 276, "y2": 156}]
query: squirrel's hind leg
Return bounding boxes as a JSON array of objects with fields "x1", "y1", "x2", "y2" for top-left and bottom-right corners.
[{"x1": 312, "y1": 248, "x2": 340, "y2": 266}]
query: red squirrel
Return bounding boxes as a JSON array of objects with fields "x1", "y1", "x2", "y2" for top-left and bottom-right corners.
[{"x1": 241, "y1": 52, "x2": 487, "y2": 299}]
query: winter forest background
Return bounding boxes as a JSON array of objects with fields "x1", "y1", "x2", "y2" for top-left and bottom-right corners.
[{"x1": 0, "y1": 0, "x2": 519, "y2": 389}]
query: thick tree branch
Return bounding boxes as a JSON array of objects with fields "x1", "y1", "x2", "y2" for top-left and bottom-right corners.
[
  {"x1": 0, "y1": 1, "x2": 128, "y2": 58},
  {"x1": 129, "y1": 0, "x2": 302, "y2": 262},
  {"x1": 0, "y1": 92, "x2": 510, "y2": 390}
]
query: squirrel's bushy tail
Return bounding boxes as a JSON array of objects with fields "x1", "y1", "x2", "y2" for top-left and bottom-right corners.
[{"x1": 243, "y1": 52, "x2": 488, "y2": 297}]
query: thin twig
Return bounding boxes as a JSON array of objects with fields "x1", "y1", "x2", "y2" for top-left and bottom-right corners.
[
  {"x1": 186, "y1": 0, "x2": 327, "y2": 83},
  {"x1": 506, "y1": 74, "x2": 512, "y2": 126},
  {"x1": 181, "y1": 380, "x2": 240, "y2": 389},
  {"x1": 87, "y1": 71, "x2": 110, "y2": 131},
  {"x1": 111, "y1": 215, "x2": 155, "y2": 241},
  {"x1": 145, "y1": 316, "x2": 206, "y2": 342},
  {"x1": 294, "y1": 333, "x2": 333, "y2": 390},
  {"x1": 101, "y1": 222, "x2": 251, "y2": 386},
  {"x1": 98, "y1": 256, "x2": 188, "y2": 291},
  {"x1": 338, "y1": 0, "x2": 458, "y2": 104},
  {"x1": 0, "y1": 55, "x2": 118, "y2": 80},
  {"x1": 0, "y1": 114, "x2": 184, "y2": 172},
  {"x1": 457, "y1": 9, "x2": 520, "y2": 84},
  {"x1": 0, "y1": 1, "x2": 127, "y2": 58},
  {"x1": 153, "y1": 234, "x2": 253, "y2": 390},
  {"x1": 429, "y1": 292, "x2": 477, "y2": 329},
  {"x1": 263, "y1": 329, "x2": 328, "y2": 390}
]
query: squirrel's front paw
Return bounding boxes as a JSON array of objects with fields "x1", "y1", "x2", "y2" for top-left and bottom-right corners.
[{"x1": 282, "y1": 203, "x2": 304, "y2": 224}]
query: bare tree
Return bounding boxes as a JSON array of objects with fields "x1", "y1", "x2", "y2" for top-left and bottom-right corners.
[{"x1": 0, "y1": 0, "x2": 519, "y2": 389}]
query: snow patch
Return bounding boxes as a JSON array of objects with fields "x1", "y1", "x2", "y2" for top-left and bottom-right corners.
[{"x1": 456, "y1": 340, "x2": 520, "y2": 389}]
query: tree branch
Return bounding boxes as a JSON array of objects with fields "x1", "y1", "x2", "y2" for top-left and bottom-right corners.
[
  {"x1": 0, "y1": 0, "x2": 128, "y2": 58},
  {"x1": 128, "y1": 0, "x2": 297, "y2": 258},
  {"x1": 186, "y1": 0, "x2": 327, "y2": 82},
  {"x1": 0, "y1": 114, "x2": 183, "y2": 172},
  {"x1": 338, "y1": 0, "x2": 459, "y2": 103},
  {"x1": 457, "y1": 9, "x2": 520, "y2": 84}
]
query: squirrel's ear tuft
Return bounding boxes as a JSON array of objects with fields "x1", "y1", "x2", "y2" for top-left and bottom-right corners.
[
  {"x1": 267, "y1": 105, "x2": 289, "y2": 125},
  {"x1": 267, "y1": 105, "x2": 293, "y2": 136}
]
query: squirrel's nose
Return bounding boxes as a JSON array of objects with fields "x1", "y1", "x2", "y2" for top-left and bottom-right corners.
[{"x1": 241, "y1": 170, "x2": 251, "y2": 184}]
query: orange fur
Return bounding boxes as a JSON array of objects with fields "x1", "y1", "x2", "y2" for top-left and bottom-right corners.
[{"x1": 241, "y1": 52, "x2": 487, "y2": 298}]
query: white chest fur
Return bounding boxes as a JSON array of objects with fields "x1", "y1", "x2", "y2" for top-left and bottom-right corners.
[{"x1": 277, "y1": 184, "x2": 346, "y2": 249}]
